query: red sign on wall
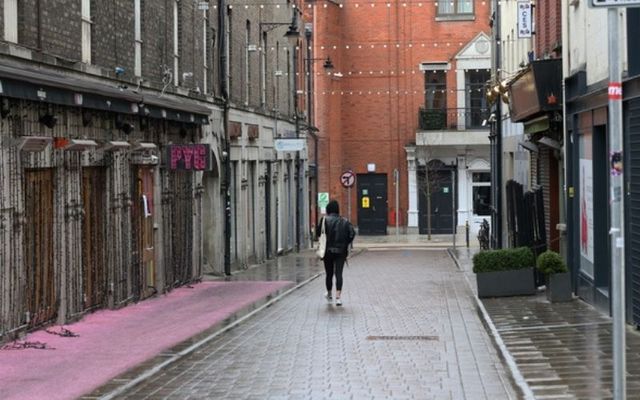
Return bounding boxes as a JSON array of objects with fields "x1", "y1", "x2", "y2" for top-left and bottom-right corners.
[{"x1": 167, "y1": 144, "x2": 211, "y2": 171}]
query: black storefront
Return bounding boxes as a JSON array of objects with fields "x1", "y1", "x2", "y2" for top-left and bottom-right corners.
[
  {"x1": 564, "y1": 8, "x2": 640, "y2": 319},
  {"x1": 506, "y1": 59, "x2": 564, "y2": 274}
]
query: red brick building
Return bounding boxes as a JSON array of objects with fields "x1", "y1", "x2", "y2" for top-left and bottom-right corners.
[{"x1": 307, "y1": 0, "x2": 492, "y2": 234}]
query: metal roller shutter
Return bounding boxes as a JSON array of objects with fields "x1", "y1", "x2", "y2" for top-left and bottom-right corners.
[{"x1": 627, "y1": 98, "x2": 640, "y2": 325}]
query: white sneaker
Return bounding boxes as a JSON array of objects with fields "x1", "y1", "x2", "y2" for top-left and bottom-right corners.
[
  {"x1": 325, "y1": 292, "x2": 332, "y2": 302},
  {"x1": 335, "y1": 298, "x2": 342, "y2": 306}
]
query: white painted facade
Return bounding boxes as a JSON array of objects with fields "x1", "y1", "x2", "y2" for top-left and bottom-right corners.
[
  {"x1": 407, "y1": 33, "x2": 492, "y2": 236},
  {"x1": 225, "y1": 108, "x2": 308, "y2": 270},
  {"x1": 563, "y1": 1, "x2": 629, "y2": 82}
]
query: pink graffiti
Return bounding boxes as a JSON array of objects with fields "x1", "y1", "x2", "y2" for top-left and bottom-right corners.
[{"x1": 170, "y1": 144, "x2": 208, "y2": 170}]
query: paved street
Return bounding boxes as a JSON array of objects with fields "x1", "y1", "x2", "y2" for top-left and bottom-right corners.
[{"x1": 99, "y1": 249, "x2": 517, "y2": 400}]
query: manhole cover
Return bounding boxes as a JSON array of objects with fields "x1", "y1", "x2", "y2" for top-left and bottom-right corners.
[{"x1": 366, "y1": 335, "x2": 439, "y2": 341}]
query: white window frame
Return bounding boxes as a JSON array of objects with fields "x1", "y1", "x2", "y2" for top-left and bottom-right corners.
[
  {"x1": 245, "y1": 21, "x2": 250, "y2": 106},
  {"x1": 203, "y1": 11, "x2": 208, "y2": 94},
  {"x1": 470, "y1": 171, "x2": 491, "y2": 217},
  {"x1": 173, "y1": 0, "x2": 180, "y2": 86},
  {"x1": 437, "y1": 0, "x2": 474, "y2": 16},
  {"x1": 134, "y1": 0, "x2": 142, "y2": 77},
  {"x1": 261, "y1": 33, "x2": 267, "y2": 107},
  {"x1": 4, "y1": 0, "x2": 18, "y2": 43}
]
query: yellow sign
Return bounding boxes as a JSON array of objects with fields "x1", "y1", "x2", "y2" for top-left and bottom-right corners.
[{"x1": 362, "y1": 196, "x2": 370, "y2": 208}]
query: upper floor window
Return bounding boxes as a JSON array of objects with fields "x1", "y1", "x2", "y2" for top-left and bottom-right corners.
[
  {"x1": 245, "y1": 20, "x2": 251, "y2": 105},
  {"x1": 134, "y1": 0, "x2": 141, "y2": 76},
  {"x1": 438, "y1": 0, "x2": 473, "y2": 16},
  {"x1": 465, "y1": 69, "x2": 490, "y2": 128},
  {"x1": 173, "y1": 0, "x2": 180, "y2": 86},
  {"x1": 425, "y1": 70, "x2": 446, "y2": 110},
  {"x1": 4, "y1": 0, "x2": 18, "y2": 43}
]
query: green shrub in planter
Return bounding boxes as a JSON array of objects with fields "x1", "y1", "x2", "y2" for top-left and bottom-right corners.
[
  {"x1": 473, "y1": 247, "x2": 535, "y2": 273},
  {"x1": 473, "y1": 247, "x2": 536, "y2": 298},
  {"x1": 536, "y1": 250, "x2": 568, "y2": 276},
  {"x1": 537, "y1": 250, "x2": 572, "y2": 302}
]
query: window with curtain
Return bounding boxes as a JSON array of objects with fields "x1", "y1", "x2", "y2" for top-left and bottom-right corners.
[
  {"x1": 425, "y1": 71, "x2": 446, "y2": 110},
  {"x1": 438, "y1": 0, "x2": 473, "y2": 16},
  {"x1": 465, "y1": 69, "x2": 490, "y2": 128}
]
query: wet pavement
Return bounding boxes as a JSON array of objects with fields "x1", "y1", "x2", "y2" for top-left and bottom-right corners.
[
  {"x1": 451, "y1": 247, "x2": 640, "y2": 400},
  {"x1": 14, "y1": 233, "x2": 634, "y2": 400},
  {"x1": 89, "y1": 247, "x2": 517, "y2": 399}
]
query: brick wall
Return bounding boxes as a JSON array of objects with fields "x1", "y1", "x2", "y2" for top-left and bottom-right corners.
[
  {"x1": 18, "y1": 0, "x2": 81, "y2": 60},
  {"x1": 535, "y1": 0, "x2": 561, "y2": 59},
  {"x1": 92, "y1": 0, "x2": 135, "y2": 79},
  {"x1": 312, "y1": 0, "x2": 491, "y2": 225},
  {"x1": 0, "y1": 1, "x2": 4, "y2": 41}
]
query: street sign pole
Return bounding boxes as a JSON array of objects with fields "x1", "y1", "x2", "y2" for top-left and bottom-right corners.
[
  {"x1": 608, "y1": 7, "x2": 626, "y2": 399},
  {"x1": 348, "y1": 187, "x2": 351, "y2": 222},
  {"x1": 394, "y1": 169, "x2": 399, "y2": 238}
]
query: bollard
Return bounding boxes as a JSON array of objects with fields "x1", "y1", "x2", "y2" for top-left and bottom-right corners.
[{"x1": 465, "y1": 220, "x2": 470, "y2": 248}]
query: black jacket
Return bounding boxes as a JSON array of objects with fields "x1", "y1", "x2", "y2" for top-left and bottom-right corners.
[{"x1": 316, "y1": 213, "x2": 356, "y2": 256}]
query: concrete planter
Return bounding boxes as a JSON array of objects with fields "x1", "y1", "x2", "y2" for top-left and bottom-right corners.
[
  {"x1": 546, "y1": 272, "x2": 572, "y2": 302},
  {"x1": 476, "y1": 268, "x2": 536, "y2": 298}
]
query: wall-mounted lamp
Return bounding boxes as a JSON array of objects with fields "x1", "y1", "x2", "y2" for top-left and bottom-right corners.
[
  {"x1": 260, "y1": 19, "x2": 300, "y2": 47},
  {"x1": 82, "y1": 110, "x2": 92, "y2": 127},
  {"x1": 115, "y1": 115, "x2": 134, "y2": 135},
  {"x1": 0, "y1": 97, "x2": 10, "y2": 119},
  {"x1": 39, "y1": 113, "x2": 58, "y2": 129}
]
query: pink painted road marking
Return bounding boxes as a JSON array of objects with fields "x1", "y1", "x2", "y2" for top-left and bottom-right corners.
[{"x1": 0, "y1": 280, "x2": 292, "y2": 400}]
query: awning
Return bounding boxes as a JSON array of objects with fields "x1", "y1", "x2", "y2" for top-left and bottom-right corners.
[
  {"x1": 508, "y1": 59, "x2": 562, "y2": 122},
  {"x1": 0, "y1": 63, "x2": 210, "y2": 124}
]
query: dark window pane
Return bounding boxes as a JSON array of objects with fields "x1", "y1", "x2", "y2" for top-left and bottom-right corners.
[
  {"x1": 425, "y1": 71, "x2": 446, "y2": 110},
  {"x1": 472, "y1": 172, "x2": 491, "y2": 182},
  {"x1": 473, "y1": 186, "x2": 491, "y2": 215}
]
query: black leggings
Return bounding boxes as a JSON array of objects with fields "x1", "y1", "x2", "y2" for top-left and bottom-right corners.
[{"x1": 323, "y1": 253, "x2": 345, "y2": 292}]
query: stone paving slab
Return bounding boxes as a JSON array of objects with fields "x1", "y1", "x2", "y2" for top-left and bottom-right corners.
[
  {"x1": 451, "y1": 246, "x2": 640, "y2": 400},
  {"x1": 482, "y1": 296, "x2": 640, "y2": 400},
  {"x1": 106, "y1": 249, "x2": 517, "y2": 400}
]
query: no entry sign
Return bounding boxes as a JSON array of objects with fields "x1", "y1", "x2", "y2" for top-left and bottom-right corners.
[{"x1": 340, "y1": 170, "x2": 355, "y2": 188}]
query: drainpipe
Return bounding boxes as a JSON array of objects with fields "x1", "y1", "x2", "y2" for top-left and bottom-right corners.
[
  {"x1": 292, "y1": 10, "x2": 301, "y2": 252},
  {"x1": 492, "y1": 0, "x2": 503, "y2": 249},
  {"x1": 305, "y1": 25, "x2": 319, "y2": 237},
  {"x1": 219, "y1": 0, "x2": 231, "y2": 275}
]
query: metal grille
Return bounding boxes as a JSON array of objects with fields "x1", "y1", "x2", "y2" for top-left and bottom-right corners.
[
  {"x1": 81, "y1": 167, "x2": 107, "y2": 310},
  {"x1": 162, "y1": 171, "x2": 194, "y2": 290},
  {"x1": 366, "y1": 335, "x2": 439, "y2": 341},
  {"x1": 24, "y1": 168, "x2": 57, "y2": 328}
]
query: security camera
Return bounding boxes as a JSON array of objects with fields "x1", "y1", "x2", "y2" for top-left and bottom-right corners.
[
  {"x1": 182, "y1": 72, "x2": 194, "y2": 80},
  {"x1": 115, "y1": 66, "x2": 125, "y2": 76}
]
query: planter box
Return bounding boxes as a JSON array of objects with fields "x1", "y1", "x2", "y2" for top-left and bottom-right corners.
[
  {"x1": 476, "y1": 268, "x2": 536, "y2": 298},
  {"x1": 546, "y1": 272, "x2": 572, "y2": 302}
]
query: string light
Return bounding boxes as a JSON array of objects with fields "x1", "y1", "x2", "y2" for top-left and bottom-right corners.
[
  {"x1": 313, "y1": 68, "x2": 490, "y2": 76},
  {"x1": 214, "y1": 0, "x2": 489, "y2": 10}
]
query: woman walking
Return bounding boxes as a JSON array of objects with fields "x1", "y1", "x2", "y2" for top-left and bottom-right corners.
[{"x1": 317, "y1": 200, "x2": 356, "y2": 306}]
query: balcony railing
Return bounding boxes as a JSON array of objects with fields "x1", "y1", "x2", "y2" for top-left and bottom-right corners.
[{"x1": 418, "y1": 107, "x2": 490, "y2": 131}]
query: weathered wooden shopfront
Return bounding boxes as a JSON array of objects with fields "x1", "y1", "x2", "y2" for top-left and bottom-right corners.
[{"x1": 0, "y1": 63, "x2": 212, "y2": 340}]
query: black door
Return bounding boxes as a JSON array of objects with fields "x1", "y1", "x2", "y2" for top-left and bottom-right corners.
[
  {"x1": 418, "y1": 163, "x2": 455, "y2": 234},
  {"x1": 357, "y1": 173, "x2": 387, "y2": 235}
]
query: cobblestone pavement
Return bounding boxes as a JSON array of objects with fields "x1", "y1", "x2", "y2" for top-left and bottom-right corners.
[
  {"x1": 452, "y1": 247, "x2": 640, "y2": 400},
  {"x1": 108, "y1": 249, "x2": 517, "y2": 400}
]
